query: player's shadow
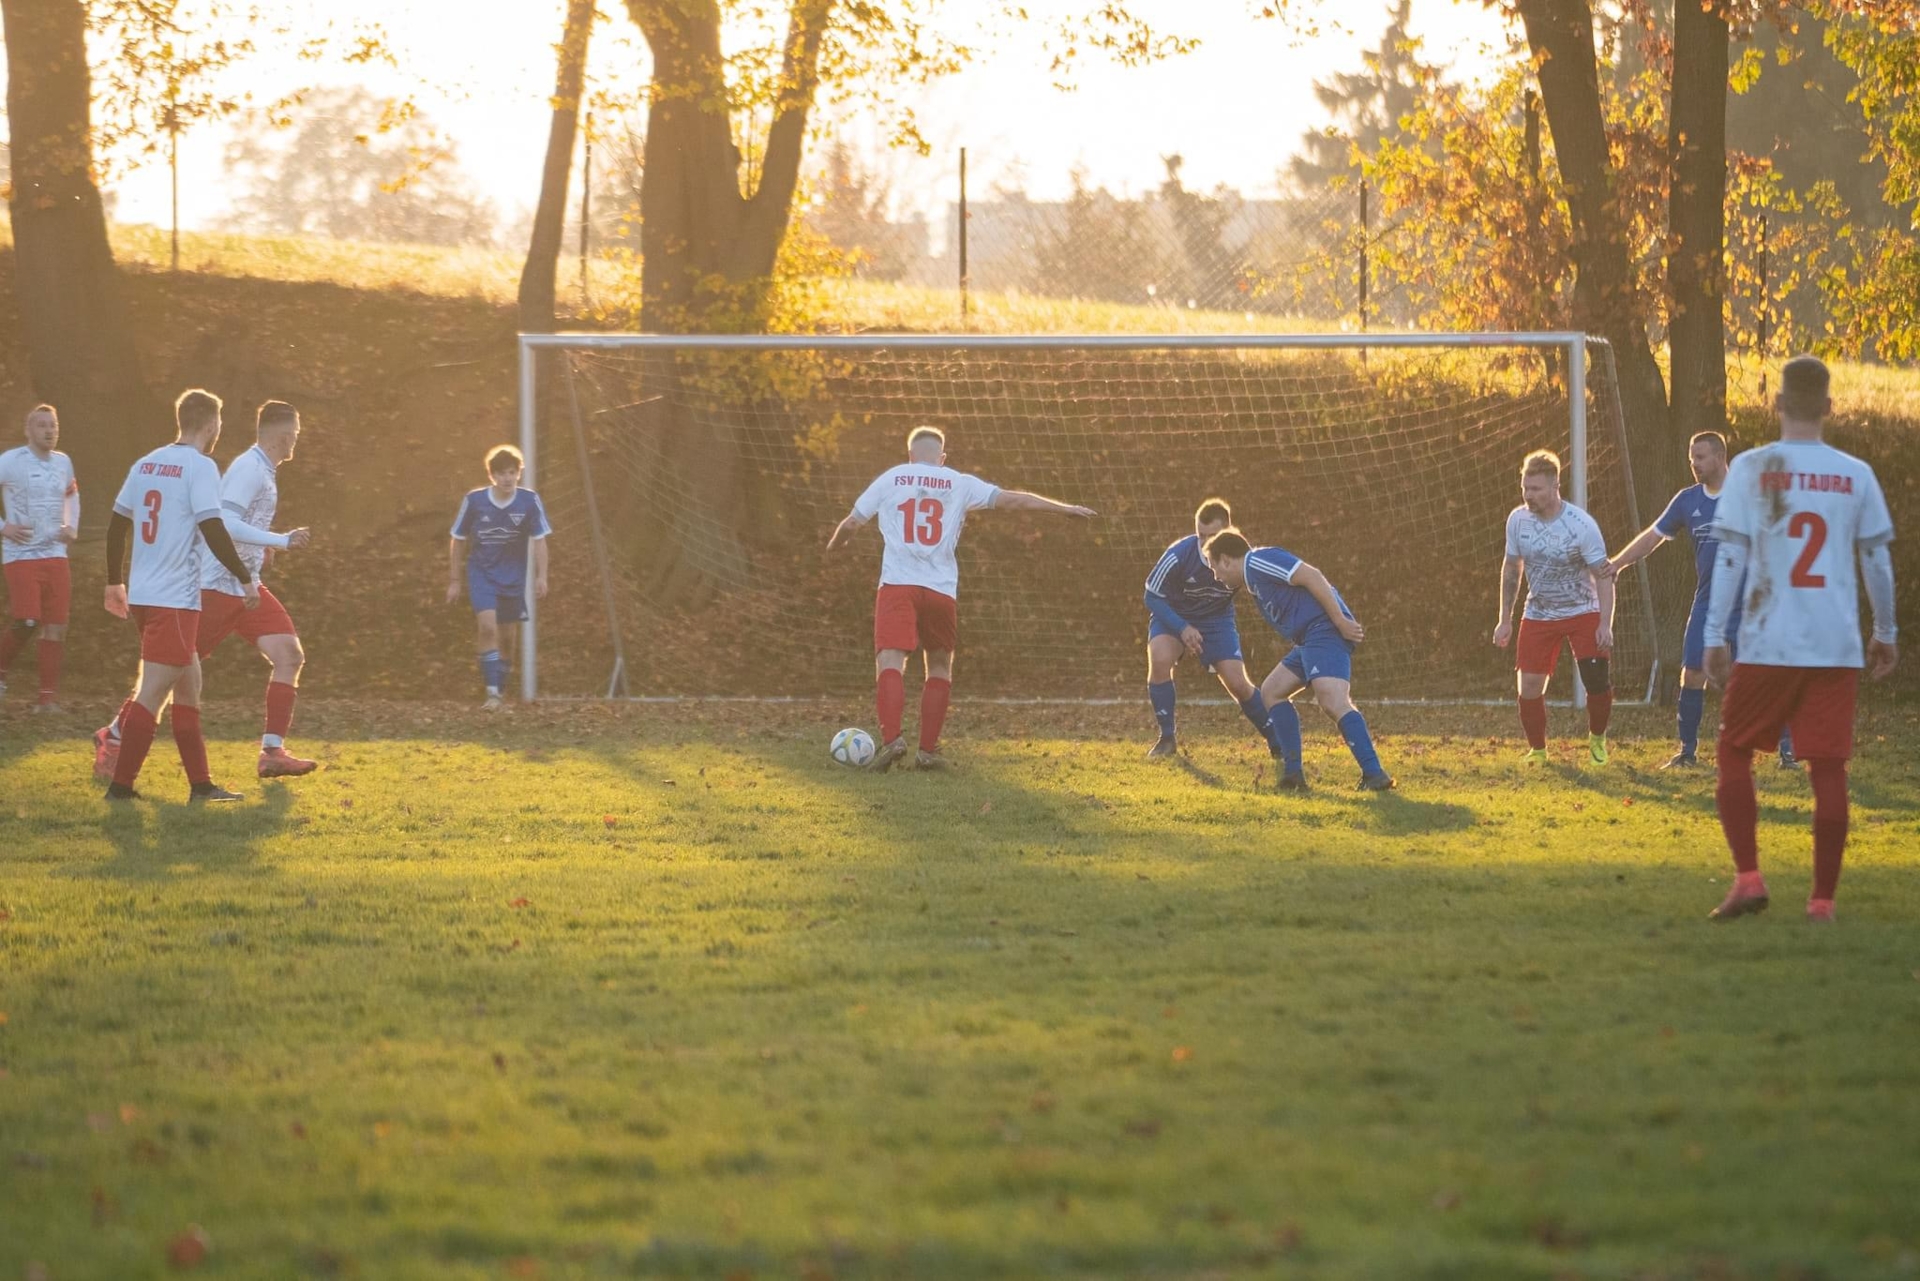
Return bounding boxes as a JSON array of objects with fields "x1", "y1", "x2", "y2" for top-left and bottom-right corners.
[{"x1": 83, "y1": 779, "x2": 296, "y2": 884}]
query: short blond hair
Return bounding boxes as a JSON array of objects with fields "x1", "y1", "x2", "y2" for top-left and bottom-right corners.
[
  {"x1": 1521, "y1": 449, "x2": 1561, "y2": 482},
  {"x1": 907, "y1": 425, "x2": 945, "y2": 454}
]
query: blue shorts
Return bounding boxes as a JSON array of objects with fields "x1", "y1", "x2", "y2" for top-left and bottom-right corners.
[
  {"x1": 1281, "y1": 632, "x2": 1354, "y2": 686},
  {"x1": 1682, "y1": 592, "x2": 1743, "y2": 669},
  {"x1": 470, "y1": 571, "x2": 528, "y2": 624},
  {"x1": 1148, "y1": 612, "x2": 1243, "y2": 667}
]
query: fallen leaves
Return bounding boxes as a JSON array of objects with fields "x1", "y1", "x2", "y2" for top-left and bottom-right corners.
[
  {"x1": 509, "y1": 897, "x2": 531, "y2": 909},
  {"x1": 167, "y1": 1225, "x2": 210, "y2": 1269},
  {"x1": 1170, "y1": 1046, "x2": 1193, "y2": 1064}
]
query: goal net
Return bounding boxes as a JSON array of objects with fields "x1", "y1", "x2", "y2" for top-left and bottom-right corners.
[{"x1": 517, "y1": 334, "x2": 1658, "y2": 704}]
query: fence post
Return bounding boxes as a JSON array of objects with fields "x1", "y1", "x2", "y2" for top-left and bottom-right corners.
[
  {"x1": 959, "y1": 147, "x2": 970, "y2": 327},
  {"x1": 1358, "y1": 177, "x2": 1370, "y2": 333},
  {"x1": 580, "y1": 111, "x2": 593, "y2": 312},
  {"x1": 1757, "y1": 210, "x2": 1769, "y2": 399}
]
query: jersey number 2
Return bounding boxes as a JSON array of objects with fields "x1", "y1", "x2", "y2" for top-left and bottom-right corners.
[
  {"x1": 140, "y1": 490, "x2": 162, "y2": 544},
  {"x1": 898, "y1": 497, "x2": 944, "y2": 546},
  {"x1": 1788, "y1": 511, "x2": 1827, "y2": 588}
]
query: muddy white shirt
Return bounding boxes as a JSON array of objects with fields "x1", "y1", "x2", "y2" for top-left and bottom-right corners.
[
  {"x1": 850, "y1": 464, "x2": 1001, "y2": 599},
  {"x1": 1709, "y1": 440, "x2": 1894, "y2": 668},
  {"x1": 1505, "y1": 502, "x2": 1607, "y2": 621},
  {"x1": 0, "y1": 446, "x2": 78, "y2": 564}
]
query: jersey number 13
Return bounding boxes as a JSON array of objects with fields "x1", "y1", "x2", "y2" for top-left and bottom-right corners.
[{"x1": 898, "y1": 497, "x2": 945, "y2": 546}]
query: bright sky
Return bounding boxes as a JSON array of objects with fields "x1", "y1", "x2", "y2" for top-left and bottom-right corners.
[{"x1": 108, "y1": 0, "x2": 1516, "y2": 237}]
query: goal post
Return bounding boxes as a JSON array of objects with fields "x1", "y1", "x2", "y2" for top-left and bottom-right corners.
[{"x1": 516, "y1": 331, "x2": 1659, "y2": 707}]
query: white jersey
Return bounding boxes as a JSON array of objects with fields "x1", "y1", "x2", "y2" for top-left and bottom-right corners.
[
  {"x1": 1505, "y1": 502, "x2": 1607, "y2": 621},
  {"x1": 0, "y1": 446, "x2": 79, "y2": 564},
  {"x1": 850, "y1": 463, "x2": 1001, "y2": 598},
  {"x1": 1711, "y1": 440, "x2": 1895, "y2": 668},
  {"x1": 112, "y1": 442, "x2": 225, "y2": 609},
  {"x1": 202, "y1": 445, "x2": 287, "y2": 596}
]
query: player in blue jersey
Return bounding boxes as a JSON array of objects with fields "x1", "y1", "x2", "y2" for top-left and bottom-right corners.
[
  {"x1": 1143, "y1": 498, "x2": 1287, "y2": 760},
  {"x1": 1606, "y1": 432, "x2": 1794, "y2": 770},
  {"x1": 447, "y1": 445, "x2": 552, "y2": 709},
  {"x1": 1203, "y1": 529, "x2": 1394, "y2": 791}
]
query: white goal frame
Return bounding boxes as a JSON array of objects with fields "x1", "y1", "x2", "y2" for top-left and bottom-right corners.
[{"x1": 518, "y1": 330, "x2": 1642, "y2": 705}]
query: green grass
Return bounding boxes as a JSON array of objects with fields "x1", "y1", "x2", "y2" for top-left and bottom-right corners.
[{"x1": 3, "y1": 699, "x2": 1918, "y2": 1280}]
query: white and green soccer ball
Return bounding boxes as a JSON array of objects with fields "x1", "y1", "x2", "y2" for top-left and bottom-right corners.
[{"x1": 830, "y1": 727, "x2": 875, "y2": 767}]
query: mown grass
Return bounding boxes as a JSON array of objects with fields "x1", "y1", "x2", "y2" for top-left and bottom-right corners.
[{"x1": 2, "y1": 699, "x2": 1918, "y2": 1280}]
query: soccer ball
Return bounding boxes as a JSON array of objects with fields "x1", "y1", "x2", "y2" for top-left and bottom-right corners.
[{"x1": 830, "y1": 727, "x2": 875, "y2": 767}]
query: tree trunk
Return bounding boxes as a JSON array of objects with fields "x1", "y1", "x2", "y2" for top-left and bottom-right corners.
[
  {"x1": 517, "y1": 0, "x2": 597, "y2": 334},
  {"x1": 2, "y1": 0, "x2": 157, "y2": 497},
  {"x1": 618, "y1": 0, "x2": 834, "y2": 608},
  {"x1": 1667, "y1": 0, "x2": 1730, "y2": 449}
]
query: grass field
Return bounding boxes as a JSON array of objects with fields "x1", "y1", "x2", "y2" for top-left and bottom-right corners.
[{"x1": 3, "y1": 698, "x2": 1918, "y2": 1280}]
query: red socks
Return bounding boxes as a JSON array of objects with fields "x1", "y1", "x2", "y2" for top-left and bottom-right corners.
[
  {"x1": 1715, "y1": 747, "x2": 1760, "y2": 874},
  {"x1": 876, "y1": 668, "x2": 905, "y2": 744},
  {"x1": 1586, "y1": 689, "x2": 1613, "y2": 736},
  {"x1": 265, "y1": 680, "x2": 297, "y2": 740},
  {"x1": 1808, "y1": 758, "x2": 1850, "y2": 901},
  {"x1": 114, "y1": 702, "x2": 159, "y2": 788},
  {"x1": 171, "y1": 705, "x2": 211, "y2": 786},
  {"x1": 36, "y1": 639, "x2": 62, "y2": 702},
  {"x1": 1518, "y1": 696, "x2": 1548, "y2": 749},
  {"x1": 920, "y1": 677, "x2": 952, "y2": 753},
  {"x1": 0, "y1": 625, "x2": 25, "y2": 676}
]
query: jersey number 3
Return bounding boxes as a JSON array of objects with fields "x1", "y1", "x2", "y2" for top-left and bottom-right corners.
[
  {"x1": 1788, "y1": 511, "x2": 1827, "y2": 588},
  {"x1": 140, "y1": 490, "x2": 163, "y2": 545},
  {"x1": 897, "y1": 497, "x2": 944, "y2": 546}
]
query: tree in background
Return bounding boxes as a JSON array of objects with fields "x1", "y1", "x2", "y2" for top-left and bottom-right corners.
[
  {"x1": 804, "y1": 140, "x2": 922, "y2": 281},
  {"x1": 1, "y1": 0, "x2": 157, "y2": 487},
  {"x1": 1027, "y1": 168, "x2": 1173, "y2": 305},
  {"x1": 218, "y1": 86, "x2": 498, "y2": 246},
  {"x1": 518, "y1": 0, "x2": 597, "y2": 333},
  {"x1": 1289, "y1": 0, "x2": 1425, "y2": 191}
]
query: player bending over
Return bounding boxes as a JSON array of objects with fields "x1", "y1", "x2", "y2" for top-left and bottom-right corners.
[
  {"x1": 96, "y1": 401, "x2": 316, "y2": 781},
  {"x1": 0, "y1": 405, "x2": 79, "y2": 711},
  {"x1": 827, "y1": 425, "x2": 1095, "y2": 773},
  {"x1": 1703, "y1": 357, "x2": 1897, "y2": 924},
  {"x1": 448, "y1": 445, "x2": 551, "y2": 710},
  {"x1": 1142, "y1": 497, "x2": 1291, "y2": 762},
  {"x1": 1493, "y1": 449, "x2": 1617, "y2": 765},
  {"x1": 1203, "y1": 529, "x2": 1393, "y2": 791},
  {"x1": 101, "y1": 389, "x2": 261, "y2": 802},
  {"x1": 1607, "y1": 431, "x2": 1793, "y2": 770}
]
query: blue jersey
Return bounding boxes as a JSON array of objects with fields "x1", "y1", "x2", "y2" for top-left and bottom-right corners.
[
  {"x1": 1655, "y1": 483, "x2": 1721, "y2": 602},
  {"x1": 451, "y1": 486, "x2": 552, "y2": 589},
  {"x1": 1145, "y1": 534, "x2": 1236, "y2": 621},
  {"x1": 1244, "y1": 546, "x2": 1353, "y2": 645}
]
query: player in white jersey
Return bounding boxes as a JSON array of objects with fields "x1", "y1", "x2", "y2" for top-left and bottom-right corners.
[
  {"x1": 0, "y1": 405, "x2": 80, "y2": 709},
  {"x1": 1702, "y1": 357, "x2": 1898, "y2": 923},
  {"x1": 1493, "y1": 449, "x2": 1618, "y2": 765},
  {"x1": 101, "y1": 389, "x2": 262, "y2": 803},
  {"x1": 827, "y1": 425, "x2": 1096, "y2": 772},
  {"x1": 95, "y1": 401, "x2": 316, "y2": 782}
]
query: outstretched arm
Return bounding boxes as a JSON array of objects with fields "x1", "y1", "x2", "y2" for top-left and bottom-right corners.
[
  {"x1": 992, "y1": 490, "x2": 1096, "y2": 519},
  {"x1": 1605, "y1": 524, "x2": 1668, "y2": 578},
  {"x1": 1292, "y1": 562, "x2": 1364, "y2": 642},
  {"x1": 1494, "y1": 554, "x2": 1523, "y2": 647},
  {"x1": 826, "y1": 510, "x2": 869, "y2": 551}
]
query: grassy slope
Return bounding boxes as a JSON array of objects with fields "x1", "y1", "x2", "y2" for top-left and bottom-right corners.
[{"x1": 2, "y1": 702, "x2": 1919, "y2": 1280}]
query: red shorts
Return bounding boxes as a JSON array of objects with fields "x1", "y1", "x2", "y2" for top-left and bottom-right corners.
[
  {"x1": 197, "y1": 586, "x2": 297, "y2": 657},
  {"x1": 1515, "y1": 612, "x2": 1606, "y2": 675},
  {"x1": 4, "y1": 558, "x2": 71, "y2": 625},
  {"x1": 131, "y1": 605, "x2": 200, "y2": 667},
  {"x1": 1720, "y1": 664, "x2": 1859, "y2": 760},
  {"x1": 873, "y1": 584, "x2": 957, "y2": 654}
]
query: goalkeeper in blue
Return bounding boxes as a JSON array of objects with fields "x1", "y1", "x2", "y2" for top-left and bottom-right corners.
[
  {"x1": 1143, "y1": 498, "x2": 1280, "y2": 760},
  {"x1": 1204, "y1": 528, "x2": 1394, "y2": 791}
]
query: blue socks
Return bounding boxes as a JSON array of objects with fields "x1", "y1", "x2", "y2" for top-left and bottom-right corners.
[
  {"x1": 479, "y1": 649, "x2": 508, "y2": 694},
  {"x1": 1149, "y1": 681, "x2": 1177, "y2": 741},
  {"x1": 1677, "y1": 687, "x2": 1705, "y2": 756},
  {"x1": 1339, "y1": 709, "x2": 1383, "y2": 776},
  {"x1": 1258, "y1": 696, "x2": 1304, "y2": 774}
]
